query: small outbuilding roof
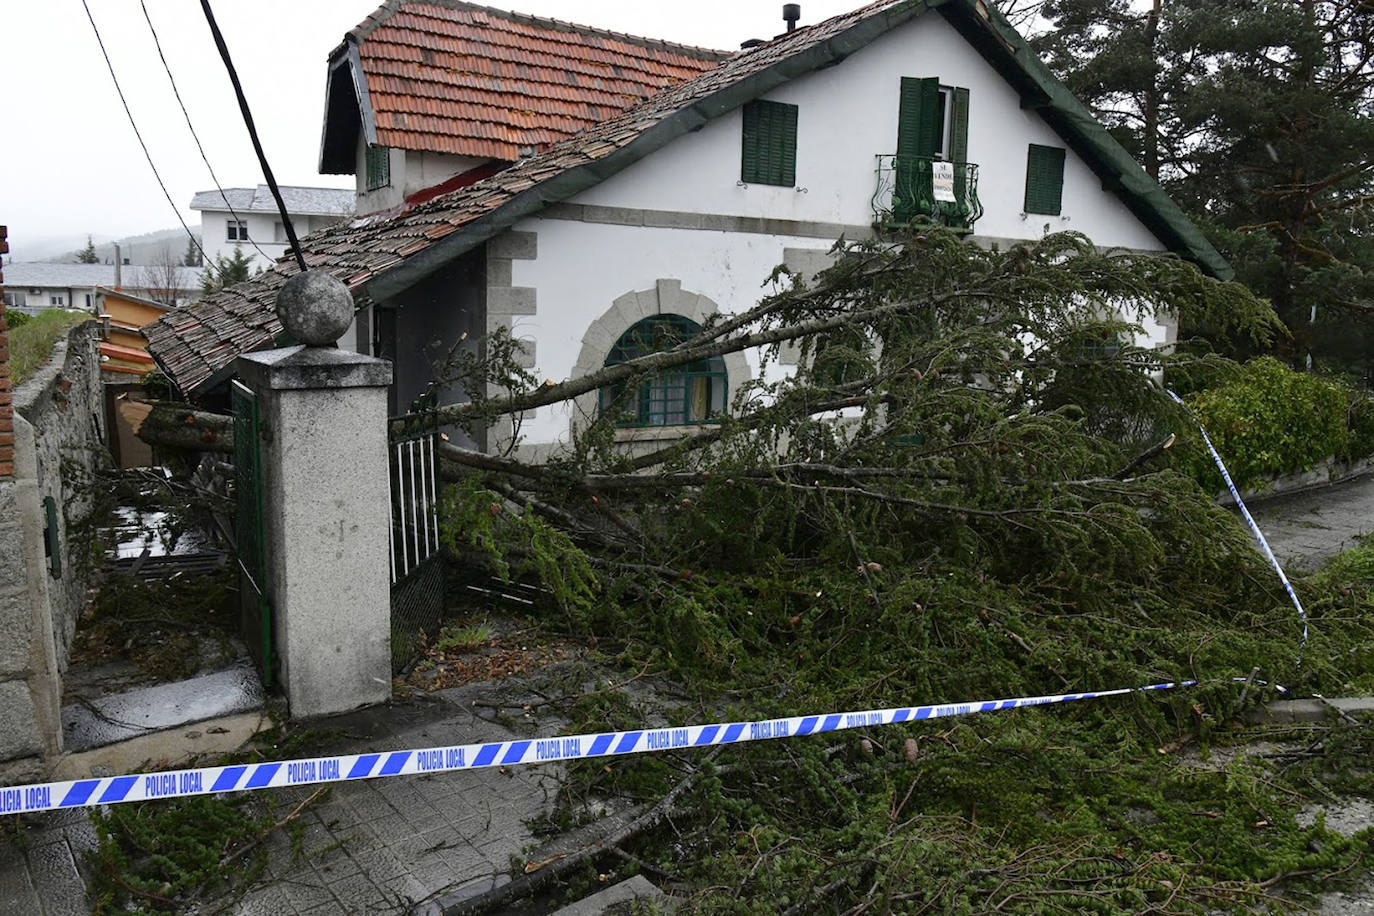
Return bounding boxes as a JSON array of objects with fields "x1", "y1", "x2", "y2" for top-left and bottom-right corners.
[
  {"x1": 6, "y1": 263, "x2": 200, "y2": 292},
  {"x1": 148, "y1": 0, "x2": 1232, "y2": 398}
]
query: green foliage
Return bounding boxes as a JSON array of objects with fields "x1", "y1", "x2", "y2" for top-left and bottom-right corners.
[
  {"x1": 1030, "y1": 0, "x2": 1374, "y2": 373},
  {"x1": 439, "y1": 229, "x2": 1374, "y2": 911},
  {"x1": 88, "y1": 795, "x2": 268, "y2": 914},
  {"x1": 434, "y1": 622, "x2": 493, "y2": 652},
  {"x1": 1177, "y1": 357, "x2": 1367, "y2": 491},
  {"x1": 5, "y1": 310, "x2": 30, "y2": 330},
  {"x1": 9, "y1": 309, "x2": 88, "y2": 384},
  {"x1": 76, "y1": 235, "x2": 100, "y2": 264},
  {"x1": 439, "y1": 477, "x2": 598, "y2": 623},
  {"x1": 199, "y1": 246, "x2": 255, "y2": 295},
  {"x1": 182, "y1": 237, "x2": 202, "y2": 268}
]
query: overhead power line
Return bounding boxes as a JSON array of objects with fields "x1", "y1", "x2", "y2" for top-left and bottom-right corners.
[
  {"x1": 141, "y1": 0, "x2": 272, "y2": 266},
  {"x1": 199, "y1": 0, "x2": 309, "y2": 274},
  {"x1": 79, "y1": 0, "x2": 221, "y2": 286}
]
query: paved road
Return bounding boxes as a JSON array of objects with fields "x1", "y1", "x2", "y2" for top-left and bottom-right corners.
[{"x1": 1244, "y1": 472, "x2": 1374, "y2": 571}]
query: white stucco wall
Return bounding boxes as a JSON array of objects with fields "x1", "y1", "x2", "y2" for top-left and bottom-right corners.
[
  {"x1": 508, "y1": 218, "x2": 838, "y2": 445},
  {"x1": 353, "y1": 133, "x2": 488, "y2": 215},
  {"x1": 496, "y1": 10, "x2": 1181, "y2": 450},
  {"x1": 575, "y1": 12, "x2": 1166, "y2": 251}
]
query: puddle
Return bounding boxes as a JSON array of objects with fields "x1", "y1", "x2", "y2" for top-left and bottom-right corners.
[{"x1": 61, "y1": 659, "x2": 266, "y2": 752}]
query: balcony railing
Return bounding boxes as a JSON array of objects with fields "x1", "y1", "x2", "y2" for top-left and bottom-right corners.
[{"x1": 872, "y1": 155, "x2": 983, "y2": 232}]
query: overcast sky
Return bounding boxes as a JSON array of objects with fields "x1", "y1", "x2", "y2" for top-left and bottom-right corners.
[{"x1": 0, "y1": 0, "x2": 861, "y2": 257}]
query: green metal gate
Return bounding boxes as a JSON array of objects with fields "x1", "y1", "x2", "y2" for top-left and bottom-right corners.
[{"x1": 232, "y1": 380, "x2": 273, "y2": 686}]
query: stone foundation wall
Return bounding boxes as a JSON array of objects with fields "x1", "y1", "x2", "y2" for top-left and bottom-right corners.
[{"x1": 0, "y1": 320, "x2": 106, "y2": 778}]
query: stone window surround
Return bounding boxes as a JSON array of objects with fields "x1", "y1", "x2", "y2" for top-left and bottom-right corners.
[{"x1": 569, "y1": 279, "x2": 752, "y2": 442}]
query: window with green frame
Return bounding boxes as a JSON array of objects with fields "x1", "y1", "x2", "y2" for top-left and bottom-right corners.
[
  {"x1": 365, "y1": 144, "x2": 390, "y2": 191},
  {"x1": 599, "y1": 315, "x2": 727, "y2": 427},
  {"x1": 741, "y1": 100, "x2": 798, "y2": 187}
]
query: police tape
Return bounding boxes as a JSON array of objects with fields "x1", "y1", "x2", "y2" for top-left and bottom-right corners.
[
  {"x1": 1167, "y1": 390, "x2": 1309, "y2": 661},
  {"x1": 0, "y1": 680, "x2": 1191, "y2": 816}
]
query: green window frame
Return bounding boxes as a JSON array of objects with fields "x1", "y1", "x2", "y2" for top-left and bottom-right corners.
[
  {"x1": 365, "y1": 144, "x2": 390, "y2": 192},
  {"x1": 600, "y1": 315, "x2": 727, "y2": 428},
  {"x1": 1024, "y1": 144, "x2": 1066, "y2": 216},
  {"x1": 741, "y1": 100, "x2": 798, "y2": 187}
]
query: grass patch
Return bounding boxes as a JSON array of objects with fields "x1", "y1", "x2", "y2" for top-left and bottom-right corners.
[{"x1": 9, "y1": 309, "x2": 88, "y2": 385}]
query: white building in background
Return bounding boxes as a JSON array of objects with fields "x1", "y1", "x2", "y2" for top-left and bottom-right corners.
[
  {"x1": 2, "y1": 263, "x2": 200, "y2": 315},
  {"x1": 189, "y1": 185, "x2": 354, "y2": 272}
]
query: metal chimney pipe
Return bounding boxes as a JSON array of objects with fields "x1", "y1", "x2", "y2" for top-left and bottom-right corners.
[
  {"x1": 113, "y1": 244, "x2": 122, "y2": 288},
  {"x1": 783, "y1": 4, "x2": 801, "y2": 32}
]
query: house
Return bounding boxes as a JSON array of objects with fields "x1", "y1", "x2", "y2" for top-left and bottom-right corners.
[
  {"x1": 146, "y1": 0, "x2": 1230, "y2": 456},
  {"x1": 95, "y1": 287, "x2": 169, "y2": 378},
  {"x1": 189, "y1": 185, "x2": 355, "y2": 273},
  {"x1": 4, "y1": 263, "x2": 200, "y2": 315}
]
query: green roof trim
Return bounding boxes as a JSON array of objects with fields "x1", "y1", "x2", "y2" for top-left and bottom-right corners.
[
  {"x1": 367, "y1": 0, "x2": 1228, "y2": 302},
  {"x1": 366, "y1": 1, "x2": 942, "y2": 302},
  {"x1": 938, "y1": 1, "x2": 1232, "y2": 280}
]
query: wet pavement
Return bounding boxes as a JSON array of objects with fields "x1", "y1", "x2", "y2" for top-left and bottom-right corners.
[
  {"x1": 61, "y1": 659, "x2": 266, "y2": 751},
  {"x1": 229, "y1": 683, "x2": 566, "y2": 915},
  {"x1": 1245, "y1": 471, "x2": 1374, "y2": 571}
]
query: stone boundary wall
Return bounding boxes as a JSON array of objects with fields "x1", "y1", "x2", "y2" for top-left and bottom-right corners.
[
  {"x1": 1218, "y1": 456, "x2": 1373, "y2": 508},
  {"x1": 0, "y1": 307, "x2": 107, "y2": 780}
]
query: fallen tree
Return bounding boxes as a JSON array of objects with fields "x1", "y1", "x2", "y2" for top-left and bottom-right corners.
[
  {"x1": 425, "y1": 231, "x2": 1374, "y2": 912},
  {"x1": 145, "y1": 230, "x2": 1374, "y2": 911}
]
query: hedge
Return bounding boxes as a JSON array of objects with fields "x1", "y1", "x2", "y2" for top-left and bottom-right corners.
[{"x1": 1179, "y1": 357, "x2": 1373, "y2": 492}]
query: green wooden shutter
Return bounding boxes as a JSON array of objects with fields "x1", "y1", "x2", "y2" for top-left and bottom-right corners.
[
  {"x1": 1024, "y1": 144, "x2": 1066, "y2": 215},
  {"x1": 741, "y1": 101, "x2": 798, "y2": 186},
  {"x1": 949, "y1": 88, "x2": 969, "y2": 165},
  {"x1": 897, "y1": 77, "x2": 941, "y2": 159}
]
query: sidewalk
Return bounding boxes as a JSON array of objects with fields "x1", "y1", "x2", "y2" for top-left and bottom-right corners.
[
  {"x1": 233, "y1": 684, "x2": 567, "y2": 915},
  {"x1": 0, "y1": 680, "x2": 571, "y2": 916},
  {"x1": 1244, "y1": 471, "x2": 1374, "y2": 571}
]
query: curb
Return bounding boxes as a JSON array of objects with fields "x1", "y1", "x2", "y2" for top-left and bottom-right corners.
[{"x1": 1246, "y1": 697, "x2": 1374, "y2": 725}]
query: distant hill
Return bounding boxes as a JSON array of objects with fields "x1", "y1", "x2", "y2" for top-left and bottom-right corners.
[{"x1": 8, "y1": 228, "x2": 201, "y2": 266}]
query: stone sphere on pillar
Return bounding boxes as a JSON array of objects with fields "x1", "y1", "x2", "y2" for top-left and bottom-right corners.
[{"x1": 276, "y1": 270, "x2": 354, "y2": 347}]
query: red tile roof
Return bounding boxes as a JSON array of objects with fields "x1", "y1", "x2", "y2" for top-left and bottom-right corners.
[
  {"x1": 147, "y1": 0, "x2": 1229, "y2": 396},
  {"x1": 348, "y1": 1, "x2": 729, "y2": 161}
]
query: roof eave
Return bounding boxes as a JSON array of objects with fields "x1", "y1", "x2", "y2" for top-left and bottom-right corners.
[
  {"x1": 365, "y1": 0, "x2": 940, "y2": 302},
  {"x1": 938, "y1": 0, "x2": 1232, "y2": 281},
  {"x1": 319, "y1": 41, "x2": 376, "y2": 175}
]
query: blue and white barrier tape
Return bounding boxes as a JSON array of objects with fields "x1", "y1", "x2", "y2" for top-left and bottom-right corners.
[
  {"x1": 0, "y1": 681, "x2": 1188, "y2": 816},
  {"x1": 1167, "y1": 389, "x2": 1309, "y2": 662}
]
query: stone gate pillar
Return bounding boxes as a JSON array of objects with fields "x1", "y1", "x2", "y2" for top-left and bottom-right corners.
[{"x1": 234, "y1": 272, "x2": 392, "y2": 718}]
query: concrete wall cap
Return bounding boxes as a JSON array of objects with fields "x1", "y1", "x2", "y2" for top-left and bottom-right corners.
[{"x1": 236, "y1": 345, "x2": 393, "y2": 391}]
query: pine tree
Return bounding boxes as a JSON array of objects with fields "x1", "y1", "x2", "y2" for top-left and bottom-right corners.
[
  {"x1": 199, "y1": 246, "x2": 255, "y2": 295},
  {"x1": 182, "y1": 238, "x2": 202, "y2": 267},
  {"x1": 75, "y1": 235, "x2": 100, "y2": 264},
  {"x1": 1028, "y1": 0, "x2": 1374, "y2": 374}
]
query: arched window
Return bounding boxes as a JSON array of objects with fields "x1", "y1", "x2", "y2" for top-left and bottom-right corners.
[{"x1": 599, "y1": 315, "x2": 727, "y2": 427}]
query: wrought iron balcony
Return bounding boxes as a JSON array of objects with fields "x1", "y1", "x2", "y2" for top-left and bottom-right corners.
[{"x1": 872, "y1": 155, "x2": 983, "y2": 232}]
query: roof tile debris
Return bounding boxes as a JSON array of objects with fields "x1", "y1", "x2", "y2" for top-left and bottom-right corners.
[{"x1": 351, "y1": 1, "x2": 729, "y2": 161}]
